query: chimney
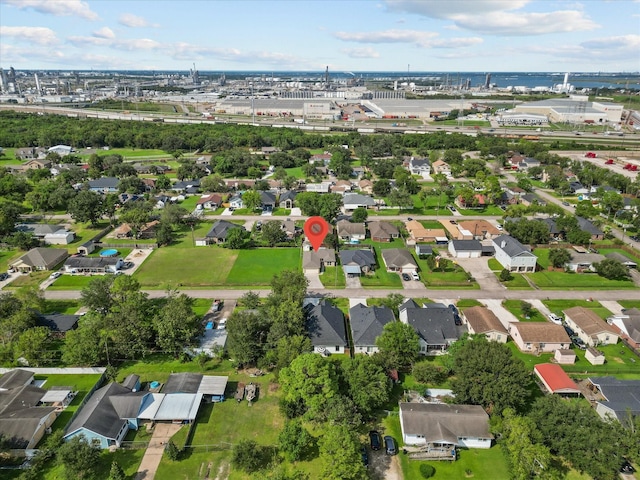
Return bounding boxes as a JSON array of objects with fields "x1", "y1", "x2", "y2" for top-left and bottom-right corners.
[{"x1": 501, "y1": 240, "x2": 506, "y2": 249}]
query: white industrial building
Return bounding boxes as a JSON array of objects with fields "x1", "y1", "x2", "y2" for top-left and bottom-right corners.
[{"x1": 512, "y1": 96, "x2": 623, "y2": 124}]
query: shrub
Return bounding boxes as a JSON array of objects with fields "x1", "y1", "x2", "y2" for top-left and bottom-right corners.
[{"x1": 420, "y1": 464, "x2": 436, "y2": 478}]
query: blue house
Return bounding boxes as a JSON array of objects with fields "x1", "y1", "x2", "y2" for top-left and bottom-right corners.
[{"x1": 87, "y1": 177, "x2": 120, "y2": 193}]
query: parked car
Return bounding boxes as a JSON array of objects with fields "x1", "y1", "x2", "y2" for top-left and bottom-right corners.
[
  {"x1": 361, "y1": 446, "x2": 369, "y2": 467},
  {"x1": 620, "y1": 460, "x2": 635, "y2": 474},
  {"x1": 448, "y1": 304, "x2": 458, "y2": 314},
  {"x1": 572, "y1": 337, "x2": 586, "y2": 350},
  {"x1": 369, "y1": 430, "x2": 381, "y2": 451},
  {"x1": 122, "y1": 261, "x2": 134, "y2": 269},
  {"x1": 401, "y1": 273, "x2": 411, "y2": 281},
  {"x1": 449, "y1": 220, "x2": 457, "y2": 225},
  {"x1": 564, "y1": 325, "x2": 575, "y2": 337},
  {"x1": 547, "y1": 313, "x2": 562, "y2": 325},
  {"x1": 561, "y1": 201, "x2": 570, "y2": 206},
  {"x1": 454, "y1": 313, "x2": 462, "y2": 326},
  {"x1": 448, "y1": 205, "x2": 457, "y2": 212},
  {"x1": 49, "y1": 272, "x2": 62, "y2": 279},
  {"x1": 411, "y1": 271, "x2": 420, "y2": 281},
  {"x1": 384, "y1": 435, "x2": 397, "y2": 455},
  {"x1": 0, "y1": 273, "x2": 8, "y2": 281}
]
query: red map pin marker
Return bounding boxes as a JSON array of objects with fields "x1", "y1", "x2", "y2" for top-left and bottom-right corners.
[{"x1": 304, "y1": 216, "x2": 329, "y2": 252}]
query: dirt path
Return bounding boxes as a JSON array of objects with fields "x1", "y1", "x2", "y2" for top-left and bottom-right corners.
[{"x1": 134, "y1": 423, "x2": 182, "y2": 480}]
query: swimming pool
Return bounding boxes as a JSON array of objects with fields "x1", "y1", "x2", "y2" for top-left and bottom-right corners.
[{"x1": 100, "y1": 249, "x2": 119, "y2": 257}]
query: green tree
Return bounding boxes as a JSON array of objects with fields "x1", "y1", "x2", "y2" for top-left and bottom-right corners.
[
  {"x1": 62, "y1": 313, "x2": 106, "y2": 366},
  {"x1": 80, "y1": 275, "x2": 116, "y2": 313},
  {"x1": 278, "y1": 419, "x2": 314, "y2": 461},
  {"x1": 14, "y1": 327, "x2": 53, "y2": 366},
  {"x1": 226, "y1": 227, "x2": 250, "y2": 249},
  {"x1": 261, "y1": 220, "x2": 286, "y2": 246},
  {"x1": 375, "y1": 321, "x2": 420, "y2": 369},
  {"x1": 107, "y1": 461, "x2": 126, "y2": 480},
  {"x1": 57, "y1": 435, "x2": 100, "y2": 480},
  {"x1": 238, "y1": 291, "x2": 261, "y2": 309},
  {"x1": 279, "y1": 353, "x2": 340, "y2": 421},
  {"x1": 160, "y1": 203, "x2": 188, "y2": 228},
  {"x1": 387, "y1": 189, "x2": 413, "y2": 209},
  {"x1": 372, "y1": 179, "x2": 391, "y2": 196},
  {"x1": 165, "y1": 439, "x2": 180, "y2": 461},
  {"x1": 243, "y1": 190, "x2": 262, "y2": 210},
  {"x1": 548, "y1": 248, "x2": 571, "y2": 268},
  {"x1": 499, "y1": 268, "x2": 513, "y2": 282},
  {"x1": 594, "y1": 258, "x2": 629, "y2": 280},
  {"x1": 413, "y1": 361, "x2": 448, "y2": 385},
  {"x1": 232, "y1": 439, "x2": 263, "y2": 472},
  {"x1": 119, "y1": 207, "x2": 151, "y2": 238},
  {"x1": 520, "y1": 301, "x2": 533, "y2": 318},
  {"x1": 268, "y1": 334, "x2": 312, "y2": 374},
  {"x1": 68, "y1": 190, "x2": 103, "y2": 226},
  {"x1": 0, "y1": 201, "x2": 23, "y2": 236},
  {"x1": 155, "y1": 222, "x2": 174, "y2": 246},
  {"x1": 351, "y1": 207, "x2": 368, "y2": 223},
  {"x1": 154, "y1": 292, "x2": 202, "y2": 358},
  {"x1": 270, "y1": 270, "x2": 308, "y2": 304},
  {"x1": 319, "y1": 425, "x2": 368, "y2": 480},
  {"x1": 226, "y1": 310, "x2": 269, "y2": 367},
  {"x1": 341, "y1": 355, "x2": 391, "y2": 418},
  {"x1": 451, "y1": 337, "x2": 532, "y2": 415}
]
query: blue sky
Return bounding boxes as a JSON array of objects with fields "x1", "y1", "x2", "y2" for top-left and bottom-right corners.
[{"x1": 1, "y1": 0, "x2": 639, "y2": 72}]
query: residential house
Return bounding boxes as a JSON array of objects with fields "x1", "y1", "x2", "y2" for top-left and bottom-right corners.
[
  {"x1": 0, "y1": 370, "x2": 58, "y2": 449},
  {"x1": 441, "y1": 221, "x2": 473, "y2": 241},
  {"x1": 339, "y1": 249, "x2": 376, "y2": 275},
  {"x1": 36, "y1": 313, "x2": 80, "y2": 333},
  {"x1": 508, "y1": 322, "x2": 571, "y2": 353},
  {"x1": 77, "y1": 240, "x2": 96, "y2": 255},
  {"x1": 331, "y1": 180, "x2": 352, "y2": 194},
  {"x1": 196, "y1": 194, "x2": 223, "y2": 210},
  {"x1": 336, "y1": 220, "x2": 366, "y2": 242},
  {"x1": 565, "y1": 251, "x2": 606, "y2": 272},
  {"x1": 399, "y1": 403, "x2": 493, "y2": 451},
  {"x1": 64, "y1": 256, "x2": 123, "y2": 274},
  {"x1": 415, "y1": 245, "x2": 433, "y2": 257},
  {"x1": 408, "y1": 157, "x2": 431, "y2": 179},
  {"x1": 48, "y1": 145, "x2": 73, "y2": 156},
  {"x1": 162, "y1": 372, "x2": 228, "y2": 403},
  {"x1": 302, "y1": 249, "x2": 336, "y2": 274},
  {"x1": 533, "y1": 364, "x2": 581, "y2": 396},
  {"x1": 358, "y1": 179, "x2": 373, "y2": 195},
  {"x1": 516, "y1": 157, "x2": 541, "y2": 171},
  {"x1": 455, "y1": 194, "x2": 488, "y2": 209},
  {"x1": 431, "y1": 159, "x2": 452, "y2": 177},
  {"x1": 88, "y1": 177, "x2": 119, "y2": 193},
  {"x1": 589, "y1": 377, "x2": 640, "y2": 422},
  {"x1": 342, "y1": 193, "x2": 376, "y2": 212},
  {"x1": 309, "y1": 153, "x2": 332, "y2": 165},
  {"x1": 305, "y1": 182, "x2": 332, "y2": 193},
  {"x1": 577, "y1": 216, "x2": 604, "y2": 240},
  {"x1": 15, "y1": 147, "x2": 45, "y2": 160},
  {"x1": 608, "y1": 308, "x2": 640, "y2": 349},
  {"x1": 259, "y1": 191, "x2": 277, "y2": 211},
  {"x1": 369, "y1": 221, "x2": 400, "y2": 242},
  {"x1": 228, "y1": 193, "x2": 244, "y2": 210},
  {"x1": 520, "y1": 193, "x2": 545, "y2": 206},
  {"x1": 15, "y1": 223, "x2": 63, "y2": 238},
  {"x1": 21, "y1": 159, "x2": 52, "y2": 170},
  {"x1": 381, "y1": 248, "x2": 418, "y2": 273},
  {"x1": 280, "y1": 219, "x2": 298, "y2": 239},
  {"x1": 204, "y1": 220, "x2": 245, "y2": 244},
  {"x1": 463, "y1": 306, "x2": 508, "y2": 343},
  {"x1": 113, "y1": 221, "x2": 158, "y2": 240},
  {"x1": 261, "y1": 146, "x2": 279, "y2": 155},
  {"x1": 172, "y1": 179, "x2": 201, "y2": 194},
  {"x1": 278, "y1": 191, "x2": 297, "y2": 209},
  {"x1": 399, "y1": 301, "x2": 462, "y2": 353},
  {"x1": 448, "y1": 240, "x2": 483, "y2": 258},
  {"x1": 349, "y1": 303, "x2": 395, "y2": 354},
  {"x1": 305, "y1": 300, "x2": 348, "y2": 355},
  {"x1": 563, "y1": 307, "x2": 619, "y2": 347},
  {"x1": 458, "y1": 220, "x2": 501, "y2": 240},
  {"x1": 405, "y1": 220, "x2": 447, "y2": 244},
  {"x1": 493, "y1": 235, "x2": 537, "y2": 272},
  {"x1": 9, "y1": 248, "x2": 68, "y2": 273}
]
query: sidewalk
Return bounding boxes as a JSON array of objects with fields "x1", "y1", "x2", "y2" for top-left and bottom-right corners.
[{"x1": 135, "y1": 423, "x2": 182, "y2": 480}]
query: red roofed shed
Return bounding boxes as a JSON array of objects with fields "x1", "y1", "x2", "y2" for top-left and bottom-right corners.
[{"x1": 534, "y1": 363, "x2": 581, "y2": 396}]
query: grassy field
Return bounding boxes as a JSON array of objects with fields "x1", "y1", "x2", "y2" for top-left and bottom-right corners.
[
  {"x1": 0, "y1": 248, "x2": 22, "y2": 272},
  {"x1": 413, "y1": 254, "x2": 479, "y2": 289},
  {"x1": 319, "y1": 266, "x2": 346, "y2": 288},
  {"x1": 43, "y1": 299, "x2": 81, "y2": 314},
  {"x1": 525, "y1": 269, "x2": 637, "y2": 289},
  {"x1": 541, "y1": 299, "x2": 612, "y2": 320},
  {"x1": 503, "y1": 299, "x2": 546, "y2": 321},
  {"x1": 4, "y1": 270, "x2": 49, "y2": 289},
  {"x1": 47, "y1": 274, "x2": 95, "y2": 290},
  {"x1": 226, "y1": 248, "x2": 300, "y2": 285}
]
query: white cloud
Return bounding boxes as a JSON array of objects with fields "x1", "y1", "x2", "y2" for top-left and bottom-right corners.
[
  {"x1": 169, "y1": 42, "x2": 307, "y2": 67},
  {"x1": 67, "y1": 35, "x2": 162, "y2": 51},
  {"x1": 0, "y1": 26, "x2": 58, "y2": 45},
  {"x1": 342, "y1": 47, "x2": 380, "y2": 58},
  {"x1": 2, "y1": 0, "x2": 98, "y2": 20},
  {"x1": 384, "y1": 0, "x2": 598, "y2": 36},
  {"x1": 0, "y1": 43, "x2": 65, "y2": 64},
  {"x1": 119, "y1": 13, "x2": 158, "y2": 28},
  {"x1": 334, "y1": 29, "x2": 438, "y2": 46},
  {"x1": 93, "y1": 27, "x2": 115, "y2": 39}
]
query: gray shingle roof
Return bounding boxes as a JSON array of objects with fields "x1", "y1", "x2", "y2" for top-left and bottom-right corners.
[
  {"x1": 403, "y1": 304, "x2": 460, "y2": 346},
  {"x1": 339, "y1": 249, "x2": 376, "y2": 268},
  {"x1": 163, "y1": 373, "x2": 204, "y2": 394},
  {"x1": 381, "y1": 248, "x2": 418, "y2": 269},
  {"x1": 342, "y1": 193, "x2": 376, "y2": 206},
  {"x1": 88, "y1": 177, "x2": 119, "y2": 189},
  {"x1": 576, "y1": 216, "x2": 603, "y2": 236},
  {"x1": 36, "y1": 314, "x2": 79, "y2": 332},
  {"x1": 0, "y1": 370, "x2": 34, "y2": 390},
  {"x1": 400, "y1": 403, "x2": 492, "y2": 444},
  {"x1": 590, "y1": 376, "x2": 640, "y2": 418},
  {"x1": 206, "y1": 220, "x2": 244, "y2": 240},
  {"x1": 306, "y1": 301, "x2": 347, "y2": 347},
  {"x1": 493, "y1": 235, "x2": 535, "y2": 258},
  {"x1": 451, "y1": 240, "x2": 483, "y2": 251},
  {"x1": 64, "y1": 257, "x2": 120, "y2": 269},
  {"x1": 65, "y1": 382, "x2": 130, "y2": 440},
  {"x1": 13, "y1": 248, "x2": 68, "y2": 269},
  {"x1": 349, "y1": 304, "x2": 395, "y2": 346}
]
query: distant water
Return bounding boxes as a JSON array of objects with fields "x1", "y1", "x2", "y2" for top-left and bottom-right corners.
[{"x1": 57, "y1": 69, "x2": 640, "y2": 90}]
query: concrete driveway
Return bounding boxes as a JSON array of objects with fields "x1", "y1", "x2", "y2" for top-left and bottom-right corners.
[
  {"x1": 454, "y1": 257, "x2": 505, "y2": 292},
  {"x1": 480, "y1": 299, "x2": 520, "y2": 330},
  {"x1": 305, "y1": 270, "x2": 324, "y2": 290},
  {"x1": 401, "y1": 275, "x2": 428, "y2": 291},
  {"x1": 135, "y1": 423, "x2": 183, "y2": 480},
  {"x1": 345, "y1": 273, "x2": 362, "y2": 289}
]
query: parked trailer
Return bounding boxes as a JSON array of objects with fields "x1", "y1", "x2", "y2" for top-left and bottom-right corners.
[{"x1": 357, "y1": 128, "x2": 375, "y2": 133}]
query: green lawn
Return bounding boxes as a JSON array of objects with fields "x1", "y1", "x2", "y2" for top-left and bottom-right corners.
[
  {"x1": 47, "y1": 275, "x2": 95, "y2": 290},
  {"x1": 135, "y1": 247, "x2": 238, "y2": 288},
  {"x1": 43, "y1": 300, "x2": 81, "y2": 314},
  {"x1": 503, "y1": 300, "x2": 546, "y2": 322},
  {"x1": 413, "y1": 254, "x2": 479, "y2": 289},
  {"x1": 501, "y1": 273, "x2": 534, "y2": 289},
  {"x1": 319, "y1": 266, "x2": 346, "y2": 288},
  {"x1": 525, "y1": 270, "x2": 636, "y2": 289},
  {"x1": 541, "y1": 299, "x2": 612, "y2": 320},
  {"x1": 357, "y1": 246, "x2": 402, "y2": 288},
  {"x1": 0, "y1": 248, "x2": 22, "y2": 272},
  {"x1": 619, "y1": 300, "x2": 640, "y2": 309},
  {"x1": 4, "y1": 270, "x2": 49, "y2": 289},
  {"x1": 226, "y1": 248, "x2": 300, "y2": 285}
]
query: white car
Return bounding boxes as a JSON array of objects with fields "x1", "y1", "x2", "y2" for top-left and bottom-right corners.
[
  {"x1": 411, "y1": 271, "x2": 420, "y2": 281},
  {"x1": 49, "y1": 272, "x2": 62, "y2": 280},
  {"x1": 547, "y1": 313, "x2": 562, "y2": 325}
]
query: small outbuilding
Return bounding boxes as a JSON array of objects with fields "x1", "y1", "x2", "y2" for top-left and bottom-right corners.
[
  {"x1": 534, "y1": 363, "x2": 581, "y2": 396},
  {"x1": 553, "y1": 349, "x2": 576, "y2": 365},
  {"x1": 585, "y1": 347, "x2": 605, "y2": 365}
]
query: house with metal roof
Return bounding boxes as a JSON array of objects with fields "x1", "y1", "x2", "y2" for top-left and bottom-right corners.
[
  {"x1": 399, "y1": 302, "x2": 462, "y2": 353},
  {"x1": 381, "y1": 248, "x2": 418, "y2": 273},
  {"x1": 492, "y1": 235, "x2": 537, "y2": 272},
  {"x1": 306, "y1": 300, "x2": 348, "y2": 355},
  {"x1": 88, "y1": 177, "x2": 119, "y2": 193},
  {"x1": 399, "y1": 403, "x2": 493, "y2": 451},
  {"x1": 534, "y1": 364, "x2": 581, "y2": 396},
  {"x1": 339, "y1": 249, "x2": 376, "y2": 275},
  {"x1": 563, "y1": 307, "x2": 619, "y2": 347},
  {"x1": 589, "y1": 377, "x2": 640, "y2": 423},
  {"x1": 349, "y1": 303, "x2": 395, "y2": 354},
  {"x1": 463, "y1": 307, "x2": 508, "y2": 343}
]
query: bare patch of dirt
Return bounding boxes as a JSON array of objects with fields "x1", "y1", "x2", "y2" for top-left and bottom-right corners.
[{"x1": 213, "y1": 461, "x2": 229, "y2": 480}]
